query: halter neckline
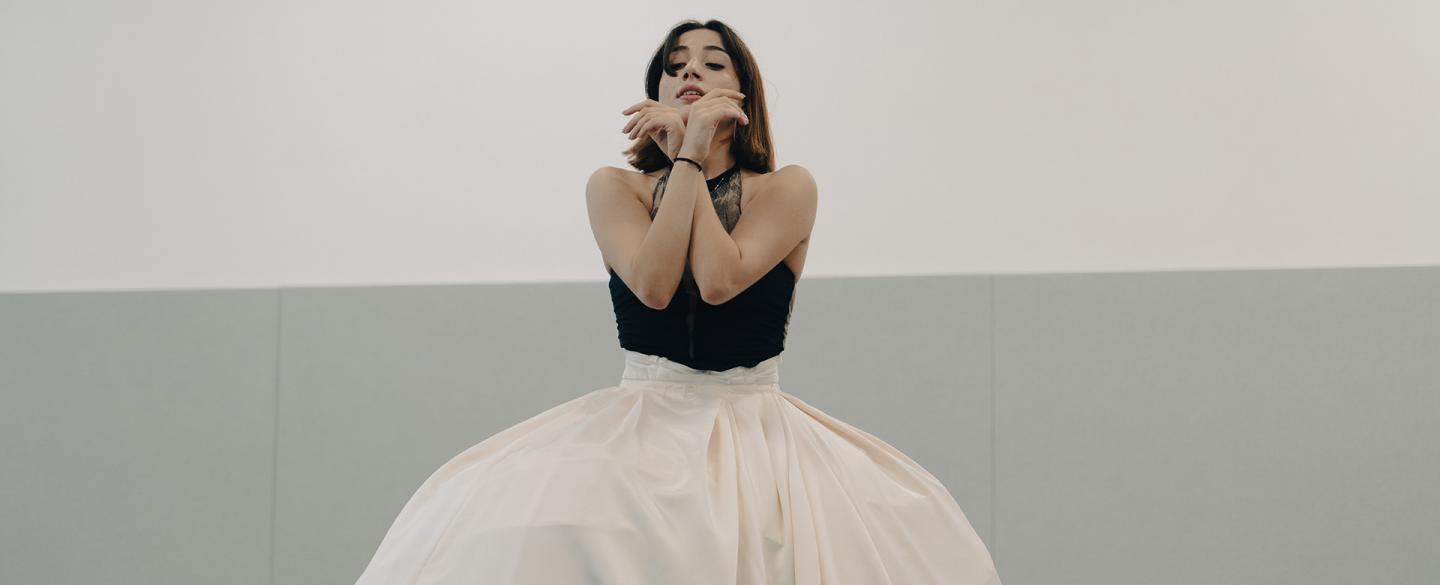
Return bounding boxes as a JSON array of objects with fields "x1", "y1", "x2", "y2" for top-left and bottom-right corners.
[{"x1": 702, "y1": 162, "x2": 740, "y2": 189}]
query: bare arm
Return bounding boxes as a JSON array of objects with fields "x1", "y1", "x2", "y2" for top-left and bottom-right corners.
[
  {"x1": 586, "y1": 164, "x2": 707, "y2": 309},
  {"x1": 688, "y1": 164, "x2": 817, "y2": 304}
]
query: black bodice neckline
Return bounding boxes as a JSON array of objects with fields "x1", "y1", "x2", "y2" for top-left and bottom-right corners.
[{"x1": 702, "y1": 162, "x2": 740, "y2": 190}]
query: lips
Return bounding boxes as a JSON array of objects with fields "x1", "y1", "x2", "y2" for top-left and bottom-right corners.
[{"x1": 677, "y1": 84, "x2": 705, "y2": 98}]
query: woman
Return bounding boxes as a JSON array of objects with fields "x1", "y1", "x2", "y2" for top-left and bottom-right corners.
[{"x1": 354, "y1": 19, "x2": 1002, "y2": 584}]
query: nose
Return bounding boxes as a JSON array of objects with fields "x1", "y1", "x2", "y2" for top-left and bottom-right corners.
[{"x1": 679, "y1": 59, "x2": 701, "y2": 80}]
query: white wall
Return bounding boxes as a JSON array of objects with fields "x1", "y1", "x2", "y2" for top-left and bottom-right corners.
[{"x1": 2, "y1": 0, "x2": 1435, "y2": 293}]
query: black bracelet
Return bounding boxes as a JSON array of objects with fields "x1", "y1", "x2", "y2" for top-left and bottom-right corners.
[{"x1": 673, "y1": 156, "x2": 703, "y2": 174}]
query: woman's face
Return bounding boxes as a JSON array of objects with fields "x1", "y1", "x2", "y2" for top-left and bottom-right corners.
[{"x1": 659, "y1": 29, "x2": 742, "y2": 118}]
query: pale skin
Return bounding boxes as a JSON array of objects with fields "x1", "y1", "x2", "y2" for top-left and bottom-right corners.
[{"x1": 587, "y1": 28, "x2": 817, "y2": 309}]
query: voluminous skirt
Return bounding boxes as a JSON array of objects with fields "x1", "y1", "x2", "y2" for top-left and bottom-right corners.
[{"x1": 354, "y1": 350, "x2": 1002, "y2": 584}]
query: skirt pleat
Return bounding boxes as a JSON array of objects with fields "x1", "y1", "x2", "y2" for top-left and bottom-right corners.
[{"x1": 354, "y1": 350, "x2": 1002, "y2": 584}]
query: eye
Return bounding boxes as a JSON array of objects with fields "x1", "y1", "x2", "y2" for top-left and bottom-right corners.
[{"x1": 668, "y1": 63, "x2": 725, "y2": 73}]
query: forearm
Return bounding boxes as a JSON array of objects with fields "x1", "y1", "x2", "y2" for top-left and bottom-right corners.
[
  {"x1": 688, "y1": 177, "x2": 740, "y2": 304},
  {"x1": 633, "y1": 160, "x2": 703, "y2": 306}
]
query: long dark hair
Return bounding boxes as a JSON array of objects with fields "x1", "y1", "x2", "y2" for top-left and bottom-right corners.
[{"x1": 623, "y1": 20, "x2": 775, "y2": 174}]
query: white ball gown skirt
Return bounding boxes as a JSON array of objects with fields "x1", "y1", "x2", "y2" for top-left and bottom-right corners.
[{"x1": 354, "y1": 349, "x2": 1002, "y2": 584}]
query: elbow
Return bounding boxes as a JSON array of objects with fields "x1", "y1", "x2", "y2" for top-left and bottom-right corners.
[
  {"x1": 698, "y1": 271, "x2": 734, "y2": 305},
  {"x1": 640, "y1": 294, "x2": 672, "y2": 311},
  {"x1": 625, "y1": 265, "x2": 672, "y2": 310},
  {"x1": 699, "y1": 284, "x2": 731, "y2": 306},
  {"x1": 637, "y1": 287, "x2": 673, "y2": 311}
]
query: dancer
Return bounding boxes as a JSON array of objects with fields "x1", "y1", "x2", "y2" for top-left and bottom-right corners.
[{"x1": 354, "y1": 19, "x2": 1002, "y2": 584}]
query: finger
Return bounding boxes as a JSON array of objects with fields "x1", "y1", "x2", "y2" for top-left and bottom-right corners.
[
  {"x1": 623, "y1": 105, "x2": 656, "y2": 132},
  {"x1": 637, "y1": 120, "x2": 661, "y2": 142},
  {"x1": 706, "y1": 89, "x2": 746, "y2": 102},
  {"x1": 724, "y1": 103, "x2": 750, "y2": 125},
  {"x1": 631, "y1": 117, "x2": 655, "y2": 140},
  {"x1": 622, "y1": 100, "x2": 654, "y2": 115},
  {"x1": 623, "y1": 110, "x2": 649, "y2": 135},
  {"x1": 699, "y1": 93, "x2": 745, "y2": 112},
  {"x1": 621, "y1": 99, "x2": 656, "y2": 115}
]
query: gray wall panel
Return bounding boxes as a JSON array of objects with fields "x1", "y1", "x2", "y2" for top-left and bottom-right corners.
[
  {"x1": 993, "y1": 267, "x2": 1440, "y2": 585},
  {"x1": 0, "y1": 291, "x2": 278, "y2": 585}
]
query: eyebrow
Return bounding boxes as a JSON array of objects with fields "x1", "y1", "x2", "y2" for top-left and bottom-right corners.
[{"x1": 669, "y1": 44, "x2": 729, "y2": 56}]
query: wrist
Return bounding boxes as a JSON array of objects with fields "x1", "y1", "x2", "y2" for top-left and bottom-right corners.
[{"x1": 672, "y1": 155, "x2": 703, "y2": 174}]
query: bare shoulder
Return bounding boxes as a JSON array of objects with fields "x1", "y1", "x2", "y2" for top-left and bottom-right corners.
[
  {"x1": 755, "y1": 163, "x2": 814, "y2": 188},
  {"x1": 589, "y1": 165, "x2": 651, "y2": 201},
  {"x1": 587, "y1": 165, "x2": 623, "y2": 188},
  {"x1": 593, "y1": 163, "x2": 645, "y2": 181},
  {"x1": 753, "y1": 164, "x2": 816, "y2": 201},
  {"x1": 776, "y1": 163, "x2": 811, "y2": 176}
]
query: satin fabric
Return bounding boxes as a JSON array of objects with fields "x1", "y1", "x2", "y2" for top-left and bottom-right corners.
[{"x1": 354, "y1": 350, "x2": 1002, "y2": 584}]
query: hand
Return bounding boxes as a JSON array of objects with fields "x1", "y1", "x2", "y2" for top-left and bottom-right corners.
[
  {"x1": 621, "y1": 99, "x2": 686, "y2": 160},
  {"x1": 679, "y1": 89, "x2": 748, "y2": 161}
]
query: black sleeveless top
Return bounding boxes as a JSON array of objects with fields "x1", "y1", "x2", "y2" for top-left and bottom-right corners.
[{"x1": 607, "y1": 162, "x2": 797, "y2": 371}]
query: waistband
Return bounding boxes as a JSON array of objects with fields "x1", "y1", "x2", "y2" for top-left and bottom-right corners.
[{"x1": 618, "y1": 350, "x2": 781, "y2": 393}]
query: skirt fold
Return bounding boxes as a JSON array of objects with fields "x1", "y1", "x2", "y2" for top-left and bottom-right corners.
[{"x1": 355, "y1": 350, "x2": 1001, "y2": 585}]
